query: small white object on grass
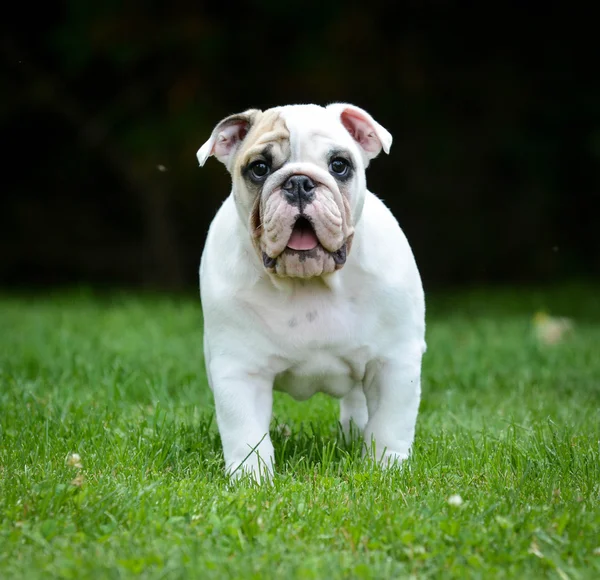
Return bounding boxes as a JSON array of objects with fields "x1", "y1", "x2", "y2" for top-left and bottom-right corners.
[
  {"x1": 66, "y1": 453, "x2": 82, "y2": 469},
  {"x1": 533, "y1": 311, "x2": 573, "y2": 345},
  {"x1": 447, "y1": 494, "x2": 463, "y2": 507}
]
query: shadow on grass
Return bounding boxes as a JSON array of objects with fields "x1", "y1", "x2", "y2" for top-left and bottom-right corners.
[{"x1": 270, "y1": 420, "x2": 367, "y2": 477}]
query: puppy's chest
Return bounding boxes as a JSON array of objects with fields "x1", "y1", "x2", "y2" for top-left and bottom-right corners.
[
  {"x1": 251, "y1": 291, "x2": 363, "y2": 349},
  {"x1": 250, "y1": 292, "x2": 374, "y2": 400}
]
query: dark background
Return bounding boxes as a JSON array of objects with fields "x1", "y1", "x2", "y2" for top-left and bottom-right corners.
[{"x1": 2, "y1": 2, "x2": 598, "y2": 291}]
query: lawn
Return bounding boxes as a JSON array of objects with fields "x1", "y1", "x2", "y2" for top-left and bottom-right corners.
[{"x1": 0, "y1": 283, "x2": 599, "y2": 579}]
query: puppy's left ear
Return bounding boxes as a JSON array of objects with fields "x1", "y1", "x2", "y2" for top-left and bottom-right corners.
[
  {"x1": 197, "y1": 109, "x2": 261, "y2": 170},
  {"x1": 327, "y1": 103, "x2": 392, "y2": 160}
]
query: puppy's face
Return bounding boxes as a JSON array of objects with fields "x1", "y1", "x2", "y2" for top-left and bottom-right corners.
[{"x1": 198, "y1": 104, "x2": 392, "y2": 278}]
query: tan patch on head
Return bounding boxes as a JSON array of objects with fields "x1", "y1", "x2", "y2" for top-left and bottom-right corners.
[
  {"x1": 234, "y1": 109, "x2": 291, "y2": 174},
  {"x1": 236, "y1": 109, "x2": 292, "y2": 254}
]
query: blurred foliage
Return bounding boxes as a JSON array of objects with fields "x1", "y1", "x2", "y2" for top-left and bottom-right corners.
[{"x1": 2, "y1": 2, "x2": 598, "y2": 289}]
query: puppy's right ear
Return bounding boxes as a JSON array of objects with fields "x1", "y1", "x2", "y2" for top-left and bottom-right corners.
[{"x1": 197, "y1": 109, "x2": 261, "y2": 170}]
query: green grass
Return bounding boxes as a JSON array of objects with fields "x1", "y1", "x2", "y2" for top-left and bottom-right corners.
[{"x1": 1, "y1": 283, "x2": 599, "y2": 579}]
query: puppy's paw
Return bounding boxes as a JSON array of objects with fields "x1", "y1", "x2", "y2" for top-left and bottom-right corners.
[
  {"x1": 227, "y1": 455, "x2": 274, "y2": 484},
  {"x1": 377, "y1": 449, "x2": 409, "y2": 468},
  {"x1": 362, "y1": 437, "x2": 410, "y2": 468}
]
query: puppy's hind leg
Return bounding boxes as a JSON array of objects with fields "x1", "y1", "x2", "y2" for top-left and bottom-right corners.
[
  {"x1": 339, "y1": 382, "x2": 368, "y2": 443},
  {"x1": 362, "y1": 345, "x2": 423, "y2": 466}
]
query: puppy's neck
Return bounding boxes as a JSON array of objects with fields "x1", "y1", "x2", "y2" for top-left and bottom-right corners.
[{"x1": 264, "y1": 272, "x2": 342, "y2": 296}]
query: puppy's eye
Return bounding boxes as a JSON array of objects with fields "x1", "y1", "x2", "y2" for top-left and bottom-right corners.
[
  {"x1": 248, "y1": 160, "x2": 270, "y2": 180},
  {"x1": 329, "y1": 157, "x2": 350, "y2": 177}
]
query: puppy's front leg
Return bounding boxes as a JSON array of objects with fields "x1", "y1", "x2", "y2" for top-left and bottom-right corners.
[
  {"x1": 211, "y1": 364, "x2": 275, "y2": 481},
  {"x1": 363, "y1": 345, "x2": 423, "y2": 465}
]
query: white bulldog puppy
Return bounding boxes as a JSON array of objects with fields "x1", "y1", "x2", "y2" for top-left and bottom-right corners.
[{"x1": 197, "y1": 103, "x2": 426, "y2": 481}]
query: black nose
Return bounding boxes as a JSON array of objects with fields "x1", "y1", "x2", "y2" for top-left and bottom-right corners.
[{"x1": 281, "y1": 175, "x2": 316, "y2": 208}]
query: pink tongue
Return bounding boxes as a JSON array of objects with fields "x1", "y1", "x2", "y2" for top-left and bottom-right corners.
[{"x1": 287, "y1": 226, "x2": 319, "y2": 251}]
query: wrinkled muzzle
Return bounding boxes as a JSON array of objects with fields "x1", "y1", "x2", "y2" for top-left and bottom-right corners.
[{"x1": 251, "y1": 171, "x2": 354, "y2": 278}]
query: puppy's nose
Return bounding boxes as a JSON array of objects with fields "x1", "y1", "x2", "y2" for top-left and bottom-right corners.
[{"x1": 281, "y1": 175, "x2": 316, "y2": 207}]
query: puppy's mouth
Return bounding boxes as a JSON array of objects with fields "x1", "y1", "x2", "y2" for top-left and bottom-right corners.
[
  {"x1": 286, "y1": 217, "x2": 319, "y2": 251},
  {"x1": 262, "y1": 216, "x2": 348, "y2": 271}
]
